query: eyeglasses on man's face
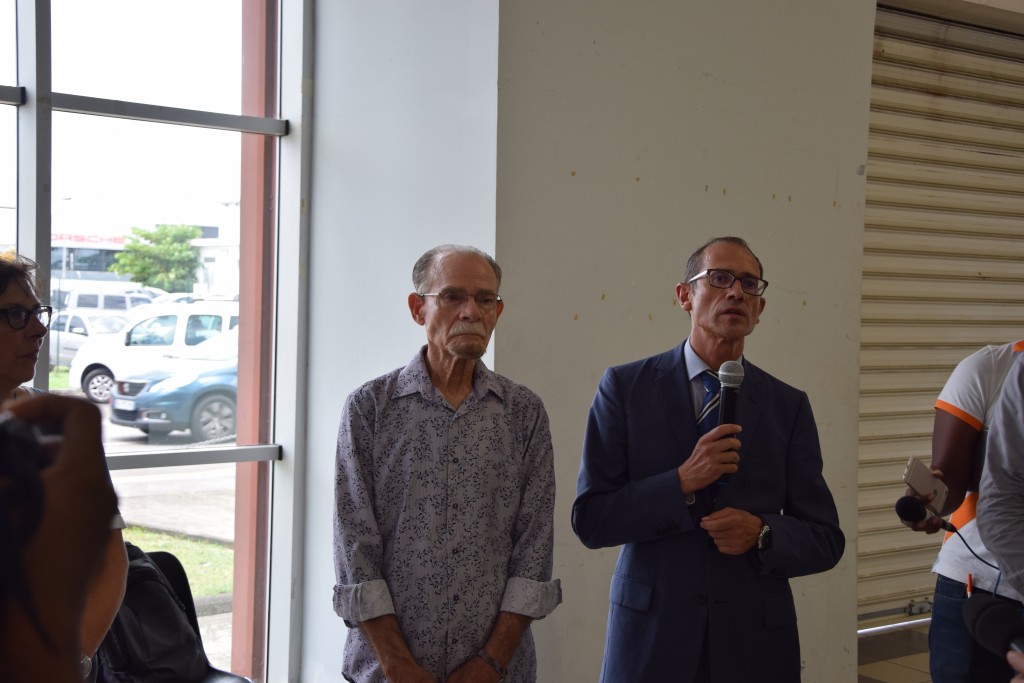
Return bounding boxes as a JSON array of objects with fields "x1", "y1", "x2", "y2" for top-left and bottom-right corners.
[
  {"x1": 0, "y1": 304, "x2": 53, "y2": 330},
  {"x1": 687, "y1": 269, "x2": 768, "y2": 296},
  {"x1": 418, "y1": 289, "x2": 503, "y2": 311}
]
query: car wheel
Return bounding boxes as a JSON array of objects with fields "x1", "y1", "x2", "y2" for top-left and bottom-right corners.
[
  {"x1": 190, "y1": 393, "x2": 236, "y2": 441},
  {"x1": 82, "y1": 367, "x2": 115, "y2": 403}
]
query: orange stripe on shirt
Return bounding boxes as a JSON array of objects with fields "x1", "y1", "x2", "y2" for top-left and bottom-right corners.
[
  {"x1": 946, "y1": 491, "x2": 978, "y2": 542},
  {"x1": 935, "y1": 399, "x2": 983, "y2": 432}
]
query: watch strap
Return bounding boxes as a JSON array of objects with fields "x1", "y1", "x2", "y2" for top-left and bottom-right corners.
[
  {"x1": 757, "y1": 519, "x2": 772, "y2": 551},
  {"x1": 477, "y1": 649, "x2": 506, "y2": 677}
]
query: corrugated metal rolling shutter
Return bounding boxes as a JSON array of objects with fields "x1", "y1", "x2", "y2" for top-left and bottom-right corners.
[{"x1": 859, "y1": 7, "x2": 1024, "y2": 622}]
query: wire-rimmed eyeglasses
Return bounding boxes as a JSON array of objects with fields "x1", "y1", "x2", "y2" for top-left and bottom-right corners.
[
  {"x1": 418, "y1": 289, "x2": 503, "y2": 311},
  {"x1": 687, "y1": 269, "x2": 768, "y2": 296},
  {"x1": 0, "y1": 304, "x2": 53, "y2": 330}
]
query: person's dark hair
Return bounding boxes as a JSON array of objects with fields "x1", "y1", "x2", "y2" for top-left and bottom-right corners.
[
  {"x1": 412, "y1": 245, "x2": 502, "y2": 293},
  {"x1": 0, "y1": 256, "x2": 40, "y2": 299},
  {"x1": 682, "y1": 236, "x2": 764, "y2": 285}
]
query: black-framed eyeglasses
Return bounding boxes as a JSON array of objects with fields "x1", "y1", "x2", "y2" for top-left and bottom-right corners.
[
  {"x1": 419, "y1": 289, "x2": 503, "y2": 311},
  {"x1": 0, "y1": 304, "x2": 53, "y2": 330},
  {"x1": 687, "y1": 269, "x2": 768, "y2": 296}
]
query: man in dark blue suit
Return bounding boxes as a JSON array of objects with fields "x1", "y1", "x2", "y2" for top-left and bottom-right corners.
[{"x1": 573, "y1": 237, "x2": 844, "y2": 683}]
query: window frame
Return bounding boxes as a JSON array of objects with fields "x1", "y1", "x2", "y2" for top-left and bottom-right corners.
[
  {"x1": 13, "y1": 0, "x2": 287, "y2": 461},
  {"x1": 9, "y1": 1, "x2": 302, "y2": 678}
]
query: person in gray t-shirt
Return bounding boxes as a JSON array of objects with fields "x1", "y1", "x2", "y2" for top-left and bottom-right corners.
[{"x1": 977, "y1": 343, "x2": 1024, "y2": 596}]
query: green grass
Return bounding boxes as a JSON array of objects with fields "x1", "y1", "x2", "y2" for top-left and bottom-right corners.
[
  {"x1": 123, "y1": 526, "x2": 234, "y2": 599},
  {"x1": 48, "y1": 366, "x2": 70, "y2": 391}
]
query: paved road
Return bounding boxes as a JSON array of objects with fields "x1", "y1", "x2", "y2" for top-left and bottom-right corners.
[{"x1": 110, "y1": 462, "x2": 237, "y2": 544}]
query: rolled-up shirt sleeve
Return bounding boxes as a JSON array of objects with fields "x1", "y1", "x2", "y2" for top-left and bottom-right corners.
[
  {"x1": 333, "y1": 389, "x2": 394, "y2": 626},
  {"x1": 333, "y1": 579, "x2": 395, "y2": 625},
  {"x1": 500, "y1": 576, "x2": 562, "y2": 618}
]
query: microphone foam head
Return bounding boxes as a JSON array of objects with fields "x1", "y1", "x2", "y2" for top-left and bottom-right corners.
[
  {"x1": 963, "y1": 594, "x2": 1024, "y2": 655},
  {"x1": 895, "y1": 496, "x2": 927, "y2": 523},
  {"x1": 718, "y1": 360, "x2": 744, "y2": 388}
]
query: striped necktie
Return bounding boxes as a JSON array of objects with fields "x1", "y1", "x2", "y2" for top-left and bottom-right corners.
[{"x1": 697, "y1": 370, "x2": 720, "y2": 435}]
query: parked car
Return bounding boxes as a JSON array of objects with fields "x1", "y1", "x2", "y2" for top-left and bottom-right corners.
[
  {"x1": 55, "y1": 288, "x2": 156, "y2": 311},
  {"x1": 48, "y1": 309, "x2": 130, "y2": 368},
  {"x1": 147, "y1": 292, "x2": 239, "y2": 306},
  {"x1": 149, "y1": 292, "x2": 200, "y2": 305},
  {"x1": 110, "y1": 358, "x2": 238, "y2": 440},
  {"x1": 69, "y1": 301, "x2": 239, "y2": 403}
]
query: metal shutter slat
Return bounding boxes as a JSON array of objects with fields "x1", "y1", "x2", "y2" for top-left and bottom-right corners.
[{"x1": 858, "y1": 8, "x2": 1024, "y2": 623}]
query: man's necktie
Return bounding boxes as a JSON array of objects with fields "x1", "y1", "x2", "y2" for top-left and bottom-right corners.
[{"x1": 697, "y1": 370, "x2": 720, "y2": 436}]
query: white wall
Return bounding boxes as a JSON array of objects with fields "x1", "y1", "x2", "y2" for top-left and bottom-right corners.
[
  {"x1": 495, "y1": 2, "x2": 875, "y2": 681},
  {"x1": 299, "y1": 0, "x2": 499, "y2": 679},
  {"x1": 301, "y1": 0, "x2": 876, "y2": 680}
]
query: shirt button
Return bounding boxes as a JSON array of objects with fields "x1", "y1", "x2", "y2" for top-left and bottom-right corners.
[{"x1": 454, "y1": 594, "x2": 460, "y2": 602}]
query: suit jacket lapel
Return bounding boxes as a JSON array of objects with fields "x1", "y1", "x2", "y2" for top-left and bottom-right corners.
[
  {"x1": 653, "y1": 344, "x2": 699, "y2": 458},
  {"x1": 737, "y1": 359, "x2": 764, "y2": 450}
]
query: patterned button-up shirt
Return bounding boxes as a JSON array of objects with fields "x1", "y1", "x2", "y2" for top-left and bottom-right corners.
[{"x1": 333, "y1": 348, "x2": 561, "y2": 682}]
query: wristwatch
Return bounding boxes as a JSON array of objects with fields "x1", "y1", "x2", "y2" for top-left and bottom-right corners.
[
  {"x1": 80, "y1": 653, "x2": 93, "y2": 678},
  {"x1": 756, "y1": 520, "x2": 772, "y2": 551}
]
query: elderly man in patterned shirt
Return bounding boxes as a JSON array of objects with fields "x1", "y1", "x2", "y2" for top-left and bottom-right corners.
[{"x1": 333, "y1": 244, "x2": 562, "y2": 683}]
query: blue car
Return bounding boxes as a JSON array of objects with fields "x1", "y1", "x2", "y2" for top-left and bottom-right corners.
[{"x1": 110, "y1": 359, "x2": 238, "y2": 441}]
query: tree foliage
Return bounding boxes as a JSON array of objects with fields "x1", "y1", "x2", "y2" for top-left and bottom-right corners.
[{"x1": 111, "y1": 224, "x2": 202, "y2": 292}]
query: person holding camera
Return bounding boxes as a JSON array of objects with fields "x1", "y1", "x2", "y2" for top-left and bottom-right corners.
[
  {"x1": 1, "y1": 394, "x2": 119, "y2": 681},
  {"x1": 0, "y1": 256, "x2": 127, "y2": 678}
]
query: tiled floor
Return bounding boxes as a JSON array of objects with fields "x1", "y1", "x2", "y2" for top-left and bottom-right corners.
[{"x1": 858, "y1": 624, "x2": 932, "y2": 683}]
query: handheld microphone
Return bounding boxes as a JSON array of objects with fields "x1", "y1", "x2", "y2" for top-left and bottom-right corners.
[
  {"x1": 718, "y1": 360, "x2": 744, "y2": 425},
  {"x1": 716, "y1": 360, "x2": 744, "y2": 484},
  {"x1": 963, "y1": 593, "x2": 1024, "y2": 656},
  {"x1": 895, "y1": 495, "x2": 957, "y2": 533}
]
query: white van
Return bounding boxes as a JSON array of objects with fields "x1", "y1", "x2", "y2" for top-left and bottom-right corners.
[
  {"x1": 68, "y1": 301, "x2": 239, "y2": 402},
  {"x1": 59, "y1": 289, "x2": 155, "y2": 311}
]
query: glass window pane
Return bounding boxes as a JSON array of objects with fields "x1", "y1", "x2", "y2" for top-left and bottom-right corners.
[
  {"x1": 113, "y1": 463, "x2": 240, "y2": 672},
  {"x1": 0, "y1": 105, "x2": 13, "y2": 250},
  {"x1": 53, "y1": 113, "x2": 241, "y2": 449},
  {"x1": 127, "y1": 315, "x2": 177, "y2": 346},
  {"x1": 77, "y1": 293, "x2": 100, "y2": 308},
  {"x1": 51, "y1": 0, "x2": 242, "y2": 114},
  {"x1": 0, "y1": 3, "x2": 13, "y2": 84},
  {"x1": 40, "y1": 3, "x2": 275, "y2": 677}
]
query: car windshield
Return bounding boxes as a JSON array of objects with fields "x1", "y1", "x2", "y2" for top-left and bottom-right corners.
[
  {"x1": 91, "y1": 316, "x2": 129, "y2": 334},
  {"x1": 180, "y1": 327, "x2": 239, "y2": 362}
]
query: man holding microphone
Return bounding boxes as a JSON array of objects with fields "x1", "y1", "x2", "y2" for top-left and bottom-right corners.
[{"x1": 573, "y1": 236, "x2": 845, "y2": 683}]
